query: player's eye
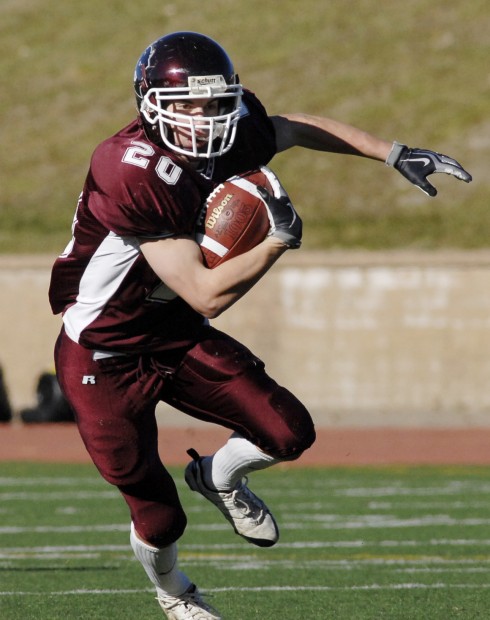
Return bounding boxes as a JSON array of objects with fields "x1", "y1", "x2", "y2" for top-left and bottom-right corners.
[
  {"x1": 173, "y1": 101, "x2": 194, "y2": 111},
  {"x1": 203, "y1": 100, "x2": 219, "y2": 113}
]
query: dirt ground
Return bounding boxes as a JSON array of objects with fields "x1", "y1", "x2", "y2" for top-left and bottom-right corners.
[{"x1": 1, "y1": 424, "x2": 490, "y2": 466}]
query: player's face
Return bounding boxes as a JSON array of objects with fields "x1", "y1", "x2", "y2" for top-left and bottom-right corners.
[{"x1": 166, "y1": 98, "x2": 220, "y2": 154}]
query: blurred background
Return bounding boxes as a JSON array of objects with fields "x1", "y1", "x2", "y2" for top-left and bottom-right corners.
[
  {"x1": 2, "y1": 0, "x2": 488, "y2": 252},
  {"x1": 1, "y1": 0, "x2": 489, "y2": 425}
]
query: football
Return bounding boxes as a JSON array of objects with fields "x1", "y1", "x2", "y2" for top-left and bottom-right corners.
[{"x1": 196, "y1": 168, "x2": 273, "y2": 268}]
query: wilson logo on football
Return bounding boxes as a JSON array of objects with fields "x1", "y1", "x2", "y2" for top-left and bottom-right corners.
[{"x1": 205, "y1": 193, "x2": 234, "y2": 229}]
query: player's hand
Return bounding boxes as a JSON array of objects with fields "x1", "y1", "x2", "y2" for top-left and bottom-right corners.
[
  {"x1": 257, "y1": 186, "x2": 302, "y2": 248},
  {"x1": 257, "y1": 166, "x2": 302, "y2": 249},
  {"x1": 386, "y1": 141, "x2": 472, "y2": 197}
]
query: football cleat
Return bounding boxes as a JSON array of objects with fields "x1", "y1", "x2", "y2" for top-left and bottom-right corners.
[
  {"x1": 185, "y1": 449, "x2": 279, "y2": 547},
  {"x1": 157, "y1": 583, "x2": 221, "y2": 620}
]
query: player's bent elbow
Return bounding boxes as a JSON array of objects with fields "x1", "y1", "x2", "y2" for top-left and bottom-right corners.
[
  {"x1": 203, "y1": 308, "x2": 222, "y2": 320},
  {"x1": 187, "y1": 276, "x2": 241, "y2": 318},
  {"x1": 199, "y1": 306, "x2": 219, "y2": 320},
  {"x1": 188, "y1": 282, "x2": 236, "y2": 319},
  {"x1": 190, "y1": 294, "x2": 226, "y2": 320},
  {"x1": 198, "y1": 300, "x2": 226, "y2": 320}
]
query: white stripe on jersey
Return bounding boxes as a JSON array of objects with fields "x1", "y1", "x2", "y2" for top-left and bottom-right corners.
[{"x1": 63, "y1": 232, "x2": 140, "y2": 343}]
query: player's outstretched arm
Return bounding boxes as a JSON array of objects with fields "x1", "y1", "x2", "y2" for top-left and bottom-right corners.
[
  {"x1": 271, "y1": 114, "x2": 472, "y2": 196},
  {"x1": 270, "y1": 113, "x2": 392, "y2": 160}
]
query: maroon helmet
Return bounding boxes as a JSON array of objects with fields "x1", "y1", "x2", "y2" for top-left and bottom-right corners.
[{"x1": 134, "y1": 32, "x2": 243, "y2": 158}]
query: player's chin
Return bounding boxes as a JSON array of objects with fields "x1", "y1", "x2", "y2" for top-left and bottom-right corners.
[
  {"x1": 195, "y1": 135, "x2": 211, "y2": 150},
  {"x1": 182, "y1": 136, "x2": 210, "y2": 156}
]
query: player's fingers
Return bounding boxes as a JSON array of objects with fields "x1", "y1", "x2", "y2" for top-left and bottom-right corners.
[
  {"x1": 260, "y1": 166, "x2": 289, "y2": 199},
  {"x1": 256, "y1": 185, "x2": 271, "y2": 203},
  {"x1": 435, "y1": 155, "x2": 472, "y2": 183},
  {"x1": 441, "y1": 165, "x2": 472, "y2": 183},
  {"x1": 417, "y1": 179, "x2": 438, "y2": 197}
]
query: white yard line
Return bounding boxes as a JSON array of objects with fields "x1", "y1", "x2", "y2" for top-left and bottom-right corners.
[
  {"x1": 1, "y1": 536, "x2": 490, "y2": 549},
  {"x1": 3, "y1": 512, "x2": 490, "y2": 535},
  {"x1": 0, "y1": 478, "x2": 105, "y2": 487},
  {"x1": 3, "y1": 583, "x2": 490, "y2": 597},
  {"x1": 0, "y1": 524, "x2": 128, "y2": 534},
  {"x1": 0, "y1": 491, "x2": 118, "y2": 501}
]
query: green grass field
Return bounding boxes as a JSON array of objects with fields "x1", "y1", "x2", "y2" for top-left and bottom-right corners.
[
  {"x1": 1, "y1": 1, "x2": 488, "y2": 252},
  {"x1": 1, "y1": 462, "x2": 490, "y2": 619}
]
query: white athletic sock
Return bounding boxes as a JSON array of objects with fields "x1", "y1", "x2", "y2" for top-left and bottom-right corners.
[
  {"x1": 203, "y1": 432, "x2": 280, "y2": 491},
  {"x1": 130, "y1": 522, "x2": 191, "y2": 597}
]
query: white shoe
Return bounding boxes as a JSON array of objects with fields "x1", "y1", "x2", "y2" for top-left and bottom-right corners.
[
  {"x1": 157, "y1": 584, "x2": 221, "y2": 619},
  {"x1": 184, "y1": 449, "x2": 279, "y2": 547}
]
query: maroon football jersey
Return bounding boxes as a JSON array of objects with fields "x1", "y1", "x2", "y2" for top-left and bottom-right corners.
[{"x1": 49, "y1": 91, "x2": 276, "y2": 354}]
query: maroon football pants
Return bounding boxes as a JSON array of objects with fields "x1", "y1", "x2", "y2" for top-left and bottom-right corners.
[{"x1": 54, "y1": 326, "x2": 315, "y2": 546}]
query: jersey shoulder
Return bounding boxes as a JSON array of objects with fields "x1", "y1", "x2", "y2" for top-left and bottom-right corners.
[
  {"x1": 86, "y1": 121, "x2": 207, "y2": 238},
  {"x1": 90, "y1": 121, "x2": 171, "y2": 198},
  {"x1": 212, "y1": 90, "x2": 277, "y2": 181}
]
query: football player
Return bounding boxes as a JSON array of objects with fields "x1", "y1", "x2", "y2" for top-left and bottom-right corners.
[{"x1": 49, "y1": 32, "x2": 471, "y2": 619}]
